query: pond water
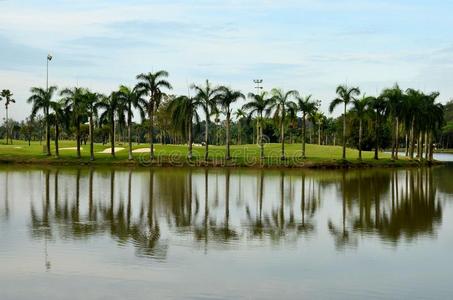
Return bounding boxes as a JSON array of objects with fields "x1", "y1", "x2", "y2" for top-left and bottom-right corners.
[{"x1": 1, "y1": 166, "x2": 453, "y2": 299}]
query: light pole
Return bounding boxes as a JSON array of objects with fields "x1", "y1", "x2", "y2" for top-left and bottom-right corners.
[
  {"x1": 46, "y1": 54, "x2": 52, "y2": 92},
  {"x1": 253, "y1": 79, "x2": 263, "y2": 145},
  {"x1": 45, "y1": 54, "x2": 52, "y2": 155},
  {"x1": 253, "y1": 79, "x2": 263, "y2": 94}
]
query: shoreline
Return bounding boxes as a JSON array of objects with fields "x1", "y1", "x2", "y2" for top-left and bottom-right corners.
[{"x1": 0, "y1": 155, "x2": 443, "y2": 169}]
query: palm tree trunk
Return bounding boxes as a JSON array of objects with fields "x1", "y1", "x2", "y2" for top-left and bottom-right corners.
[
  {"x1": 424, "y1": 131, "x2": 429, "y2": 160},
  {"x1": 259, "y1": 114, "x2": 264, "y2": 160},
  {"x1": 405, "y1": 133, "x2": 409, "y2": 157},
  {"x1": 374, "y1": 114, "x2": 379, "y2": 160},
  {"x1": 89, "y1": 112, "x2": 94, "y2": 161},
  {"x1": 395, "y1": 117, "x2": 400, "y2": 160},
  {"x1": 417, "y1": 132, "x2": 423, "y2": 159},
  {"x1": 45, "y1": 110, "x2": 51, "y2": 156},
  {"x1": 281, "y1": 117, "x2": 285, "y2": 160},
  {"x1": 256, "y1": 119, "x2": 259, "y2": 144},
  {"x1": 128, "y1": 103, "x2": 133, "y2": 160},
  {"x1": 238, "y1": 121, "x2": 241, "y2": 145},
  {"x1": 55, "y1": 122, "x2": 59, "y2": 158},
  {"x1": 302, "y1": 112, "x2": 306, "y2": 159},
  {"x1": 342, "y1": 103, "x2": 346, "y2": 160},
  {"x1": 409, "y1": 117, "x2": 415, "y2": 159},
  {"x1": 76, "y1": 118, "x2": 81, "y2": 158},
  {"x1": 149, "y1": 101, "x2": 155, "y2": 160},
  {"x1": 226, "y1": 110, "x2": 231, "y2": 160},
  {"x1": 318, "y1": 122, "x2": 321, "y2": 145},
  {"x1": 111, "y1": 116, "x2": 115, "y2": 158},
  {"x1": 5, "y1": 107, "x2": 8, "y2": 145},
  {"x1": 188, "y1": 117, "x2": 193, "y2": 160},
  {"x1": 359, "y1": 118, "x2": 362, "y2": 160},
  {"x1": 204, "y1": 110, "x2": 209, "y2": 161}
]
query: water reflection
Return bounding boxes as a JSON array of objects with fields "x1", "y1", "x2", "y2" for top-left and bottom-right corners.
[{"x1": 9, "y1": 166, "x2": 445, "y2": 259}]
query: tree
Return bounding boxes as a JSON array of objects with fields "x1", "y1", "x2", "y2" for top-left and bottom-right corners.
[
  {"x1": 311, "y1": 112, "x2": 326, "y2": 145},
  {"x1": 191, "y1": 80, "x2": 222, "y2": 161},
  {"x1": 405, "y1": 89, "x2": 424, "y2": 159},
  {"x1": 268, "y1": 88, "x2": 298, "y2": 160},
  {"x1": 117, "y1": 86, "x2": 145, "y2": 160},
  {"x1": 296, "y1": 95, "x2": 318, "y2": 158},
  {"x1": 27, "y1": 86, "x2": 57, "y2": 156},
  {"x1": 350, "y1": 95, "x2": 370, "y2": 160},
  {"x1": 243, "y1": 91, "x2": 272, "y2": 160},
  {"x1": 218, "y1": 87, "x2": 245, "y2": 160},
  {"x1": 368, "y1": 96, "x2": 386, "y2": 160},
  {"x1": 61, "y1": 87, "x2": 87, "y2": 158},
  {"x1": 167, "y1": 95, "x2": 200, "y2": 159},
  {"x1": 329, "y1": 85, "x2": 361, "y2": 160},
  {"x1": 96, "y1": 92, "x2": 123, "y2": 157},
  {"x1": 136, "y1": 71, "x2": 172, "y2": 160},
  {"x1": 234, "y1": 108, "x2": 247, "y2": 145},
  {"x1": 84, "y1": 91, "x2": 101, "y2": 161},
  {"x1": 49, "y1": 99, "x2": 66, "y2": 157},
  {"x1": 382, "y1": 84, "x2": 404, "y2": 160},
  {"x1": 423, "y1": 93, "x2": 444, "y2": 161},
  {"x1": 0, "y1": 90, "x2": 15, "y2": 145}
]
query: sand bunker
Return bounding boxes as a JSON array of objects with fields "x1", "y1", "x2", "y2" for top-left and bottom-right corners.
[
  {"x1": 132, "y1": 148, "x2": 154, "y2": 153},
  {"x1": 98, "y1": 147, "x2": 125, "y2": 154},
  {"x1": 60, "y1": 147, "x2": 81, "y2": 150}
]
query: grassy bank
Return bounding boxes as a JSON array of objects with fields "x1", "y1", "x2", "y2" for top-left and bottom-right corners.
[{"x1": 0, "y1": 140, "x2": 436, "y2": 169}]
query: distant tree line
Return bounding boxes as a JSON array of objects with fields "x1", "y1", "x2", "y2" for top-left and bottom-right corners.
[{"x1": 0, "y1": 71, "x2": 447, "y2": 162}]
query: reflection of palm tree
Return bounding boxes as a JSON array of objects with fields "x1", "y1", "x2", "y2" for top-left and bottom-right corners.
[
  {"x1": 2, "y1": 171, "x2": 9, "y2": 220},
  {"x1": 298, "y1": 173, "x2": 314, "y2": 233},
  {"x1": 88, "y1": 169, "x2": 95, "y2": 221},
  {"x1": 204, "y1": 169, "x2": 209, "y2": 247},
  {"x1": 328, "y1": 171, "x2": 357, "y2": 249}
]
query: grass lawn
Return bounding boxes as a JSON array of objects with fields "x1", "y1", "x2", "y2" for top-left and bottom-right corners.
[{"x1": 0, "y1": 139, "x2": 424, "y2": 168}]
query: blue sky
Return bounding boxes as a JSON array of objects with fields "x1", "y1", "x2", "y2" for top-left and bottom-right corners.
[{"x1": 1, "y1": 0, "x2": 453, "y2": 120}]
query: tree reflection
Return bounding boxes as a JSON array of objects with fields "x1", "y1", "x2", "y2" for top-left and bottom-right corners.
[
  {"x1": 1, "y1": 171, "x2": 10, "y2": 221},
  {"x1": 26, "y1": 167, "x2": 445, "y2": 260},
  {"x1": 330, "y1": 168, "x2": 442, "y2": 248}
]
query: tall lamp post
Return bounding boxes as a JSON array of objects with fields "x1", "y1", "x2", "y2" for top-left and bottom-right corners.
[
  {"x1": 45, "y1": 54, "x2": 52, "y2": 154},
  {"x1": 253, "y1": 79, "x2": 263, "y2": 144},
  {"x1": 253, "y1": 79, "x2": 263, "y2": 94},
  {"x1": 46, "y1": 54, "x2": 52, "y2": 91}
]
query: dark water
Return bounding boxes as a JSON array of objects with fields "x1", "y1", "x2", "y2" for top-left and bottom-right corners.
[{"x1": 1, "y1": 165, "x2": 453, "y2": 300}]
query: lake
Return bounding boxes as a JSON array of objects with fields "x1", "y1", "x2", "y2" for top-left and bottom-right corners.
[{"x1": 1, "y1": 164, "x2": 453, "y2": 299}]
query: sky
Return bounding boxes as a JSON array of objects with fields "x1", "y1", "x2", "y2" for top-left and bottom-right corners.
[{"x1": 1, "y1": 0, "x2": 453, "y2": 121}]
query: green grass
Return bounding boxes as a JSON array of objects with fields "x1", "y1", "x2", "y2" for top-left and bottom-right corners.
[{"x1": 0, "y1": 139, "x2": 427, "y2": 168}]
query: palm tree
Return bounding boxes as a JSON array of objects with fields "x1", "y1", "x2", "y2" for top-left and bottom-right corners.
[
  {"x1": 49, "y1": 99, "x2": 66, "y2": 157},
  {"x1": 191, "y1": 80, "x2": 222, "y2": 161},
  {"x1": 296, "y1": 95, "x2": 318, "y2": 158},
  {"x1": 369, "y1": 95, "x2": 386, "y2": 160},
  {"x1": 96, "y1": 92, "x2": 123, "y2": 157},
  {"x1": 312, "y1": 112, "x2": 326, "y2": 145},
  {"x1": 218, "y1": 87, "x2": 245, "y2": 160},
  {"x1": 136, "y1": 71, "x2": 172, "y2": 160},
  {"x1": 268, "y1": 89, "x2": 298, "y2": 160},
  {"x1": 382, "y1": 84, "x2": 404, "y2": 160},
  {"x1": 84, "y1": 91, "x2": 100, "y2": 161},
  {"x1": 424, "y1": 93, "x2": 444, "y2": 161},
  {"x1": 234, "y1": 108, "x2": 247, "y2": 145},
  {"x1": 117, "y1": 86, "x2": 145, "y2": 160},
  {"x1": 60, "y1": 87, "x2": 87, "y2": 158},
  {"x1": 0, "y1": 90, "x2": 15, "y2": 145},
  {"x1": 27, "y1": 86, "x2": 57, "y2": 156},
  {"x1": 243, "y1": 91, "x2": 272, "y2": 160},
  {"x1": 350, "y1": 95, "x2": 370, "y2": 160},
  {"x1": 329, "y1": 85, "x2": 361, "y2": 160},
  {"x1": 167, "y1": 95, "x2": 200, "y2": 159}
]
